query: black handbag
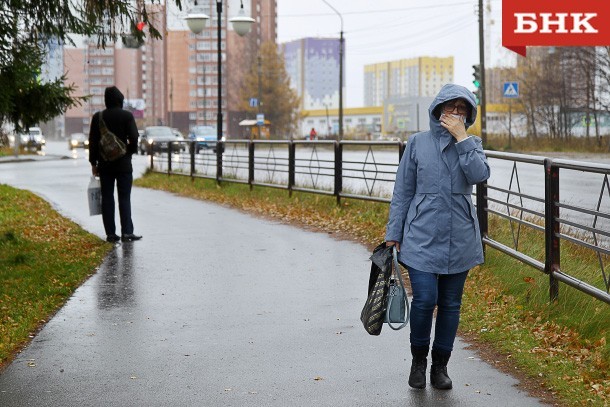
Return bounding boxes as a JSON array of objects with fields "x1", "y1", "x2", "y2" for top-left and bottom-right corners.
[{"x1": 360, "y1": 243, "x2": 394, "y2": 335}]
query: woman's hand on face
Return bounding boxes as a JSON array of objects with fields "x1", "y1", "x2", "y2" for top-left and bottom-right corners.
[
  {"x1": 440, "y1": 114, "x2": 468, "y2": 142},
  {"x1": 386, "y1": 241, "x2": 400, "y2": 252}
]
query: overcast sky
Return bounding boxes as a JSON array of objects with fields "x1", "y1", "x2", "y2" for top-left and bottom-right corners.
[{"x1": 276, "y1": 0, "x2": 513, "y2": 107}]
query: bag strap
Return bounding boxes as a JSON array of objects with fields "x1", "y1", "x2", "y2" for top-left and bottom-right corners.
[
  {"x1": 386, "y1": 246, "x2": 410, "y2": 330},
  {"x1": 99, "y1": 110, "x2": 106, "y2": 132}
]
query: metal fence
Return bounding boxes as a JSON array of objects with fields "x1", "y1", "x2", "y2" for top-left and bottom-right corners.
[
  {"x1": 152, "y1": 139, "x2": 404, "y2": 203},
  {"x1": 150, "y1": 139, "x2": 610, "y2": 305}
]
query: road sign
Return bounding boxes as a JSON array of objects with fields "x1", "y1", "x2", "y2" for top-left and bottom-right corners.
[
  {"x1": 256, "y1": 113, "x2": 264, "y2": 125},
  {"x1": 503, "y1": 82, "x2": 519, "y2": 98},
  {"x1": 249, "y1": 98, "x2": 258, "y2": 107}
]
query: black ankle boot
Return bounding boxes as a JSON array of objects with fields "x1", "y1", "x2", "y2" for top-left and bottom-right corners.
[
  {"x1": 430, "y1": 348, "x2": 452, "y2": 390},
  {"x1": 408, "y1": 345, "x2": 429, "y2": 389}
]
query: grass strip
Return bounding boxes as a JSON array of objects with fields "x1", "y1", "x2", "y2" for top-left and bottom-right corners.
[
  {"x1": 136, "y1": 171, "x2": 609, "y2": 406},
  {"x1": 0, "y1": 184, "x2": 111, "y2": 367}
]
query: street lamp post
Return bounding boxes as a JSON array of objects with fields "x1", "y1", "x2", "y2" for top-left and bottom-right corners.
[
  {"x1": 322, "y1": 0, "x2": 343, "y2": 141},
  {"x1": 185, "y1": 0, "x2": 254, "y2": 182}
]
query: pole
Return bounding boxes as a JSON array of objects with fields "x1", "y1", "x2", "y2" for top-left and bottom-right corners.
[
  {"x1": 508, "y1": 98, "x2": 512, "y2": 149},
  {"x1": 322, "y1": 0, "x2": 343, "y2": 140},
  {"x1": 478, "y1": 0, "x2": 487, "y2": 145},
  {"x1": 339, "y1": 30, "x2": 344, "y2": 141},
  {"x1": 325, "y1": 104, "x2": 330, "y2": 138},
  {"x1": 169, "y1": 77, "x2": 174, "y2": 129},
  {"x1": 203, "y1": 64, "x2": 206, "y2": 125},
  {"x1": 257, "y1": 54, "x2": 262, "y2": 140},
  {"x1": 216, "y1": 0, "x2": 223, "y2": 182},
  {"x1": 545, "y1": 159, "x2": 560, "y2": 302}
]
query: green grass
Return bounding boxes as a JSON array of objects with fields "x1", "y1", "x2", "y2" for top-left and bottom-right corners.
[
  {"x1": 461, "y1": 215, "x2": 610, "y2": 404},
  {"x1": 0, "y1": 185, "x2": 111, "y2": 367},
  {"x1": 136, "y1": 171, "x2": 609, "y2": 406},
  {"x1": 0, "y1": 146, "x2": 37, "y2": 157}
]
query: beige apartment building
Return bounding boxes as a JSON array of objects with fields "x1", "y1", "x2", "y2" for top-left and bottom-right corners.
[
  {"x1": 364, "y1": 56, "x2": 454, "y2": 106},
  {"x1": 64, "y1": 41, "x2": 143, "y2": 136}
]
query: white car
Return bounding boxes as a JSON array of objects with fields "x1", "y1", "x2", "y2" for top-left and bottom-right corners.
[{"x1": 10, "y1": 127, "x2": 46, "y2": 151}]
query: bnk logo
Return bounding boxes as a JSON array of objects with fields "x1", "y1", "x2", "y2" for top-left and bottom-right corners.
[
  {"x1": 502, "y1": 1, "x2": 610, "y2": 56},
  {"x1": 514, "y1": 13, "x2": 598, "y2": 34}
]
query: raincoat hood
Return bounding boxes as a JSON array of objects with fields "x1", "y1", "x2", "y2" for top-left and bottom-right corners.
[
  {"x1": 428, "y1": 84, "x2": 477, "y2": 130},
  {"x1": 104, "y1": 86, "x2": 124, "y2": 109}
]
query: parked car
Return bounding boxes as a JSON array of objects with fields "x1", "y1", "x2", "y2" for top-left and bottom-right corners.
[
  {"x1": 172, "y1": 128, "x2": 187, "y2": 152},
  {"x1": 188, "y1": 126, "x2": 225, "y2": 154},
  {"x1": 68, "y1": 132, "x2": 89, "y2": 149},
  {"x1": 15, "y1": 127, "x2": 45, "y2": 151},
  {"x1": 139, "y1": 126, "x2": 183, "y2": 155}
]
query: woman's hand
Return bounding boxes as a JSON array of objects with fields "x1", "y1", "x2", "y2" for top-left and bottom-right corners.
[
  {"x1": 386, "y1": 241, "x2": 400, "y2": 252},
  {"x1": 91, "y1": 165, "x2": 99, "y2": 177},
  {"x1": 440, "y1": 114, "x2": 468, "y2": 142}
]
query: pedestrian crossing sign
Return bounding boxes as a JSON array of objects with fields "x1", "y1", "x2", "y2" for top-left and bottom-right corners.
[{"x1": 503, "y1": 82, "x2": 519, "y2": 98}]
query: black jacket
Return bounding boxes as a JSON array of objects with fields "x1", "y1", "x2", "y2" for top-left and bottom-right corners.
[{"x1": 89, "y1": 86, "x2": 139, "y2": 173}]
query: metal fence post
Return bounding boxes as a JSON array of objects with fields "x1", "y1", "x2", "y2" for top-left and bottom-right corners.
[
  {"x1": 334, "y1": 141, "x2": 343, "y2": 204},
  {"x1": 190, "y1": 141, "x2": 195, "y2": 181},
  {"x1": 398, "y1": 141, "x2": 406, "y2": 162},
  {"x1": 544, "y1": 159, "x2": 560, "y2": 302},
  {"x1": 288, "y1": 141, "x2": 295, "y2": 197},
  {"x1": 167, "y1": 143, "x2": 172, "y2": 176},
  {"x1": 476, "y1": 180, "x2": 488, "y2": 256},
  {"x1": 216, "y1": 141, "x2": 223, "y2": 185},
  {"x1": 248, "y1": 141, "x2": 254, "y2": 190}
]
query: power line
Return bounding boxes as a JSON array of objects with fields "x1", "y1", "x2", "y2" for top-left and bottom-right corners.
[
  {"x1": 348, "y1": 12, "x2": 460, "y2": 35},
  {"x1": 277, "y1": 2, "x2": 474, "y2": 18},
  {"x1": 349, "y1": 13, "x2": 474, "y2": 52},
  {"x1": 349, "y1": 18, "x2": 476, "y2": 56}
]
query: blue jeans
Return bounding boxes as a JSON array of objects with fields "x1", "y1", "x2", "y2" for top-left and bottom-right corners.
[
  {"x1": 407, "y1": 267, "x2": 469, "y2": 353},
  {"x1": 100, "y1": 171, "x2": 134, "y2": 236}
]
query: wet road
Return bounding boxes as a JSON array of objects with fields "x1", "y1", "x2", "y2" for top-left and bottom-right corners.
[{"x1": 0, "y1": 142, "x2": 548, "y2": 406}]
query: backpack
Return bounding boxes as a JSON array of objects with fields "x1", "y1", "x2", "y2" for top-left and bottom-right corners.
[{"x1": 98, "y1": 110, "x2": 127, "y2": 161}]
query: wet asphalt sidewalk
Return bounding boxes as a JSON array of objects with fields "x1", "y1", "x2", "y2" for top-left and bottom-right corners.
[{"x1": 0, "y1": 147, "x2": 549, "y2": 406}]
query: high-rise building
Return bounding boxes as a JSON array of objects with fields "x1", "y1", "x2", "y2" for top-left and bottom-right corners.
[
  {"x1": 167, "y1": 0, "x2": 277, "y2": 136},
  {"x1": 63, "y1": 39, "x2": 143, "y2": 136},
  {"x1": 364, "y1": 56, "x2": 453, "y2": 106},
  {"x1": 281, "y1": 37, "x2": 343, "y2": 111},
  {"x1": 40, "y1": 37, "x2": 65, "y2": 139},
  {"x1": 142, "y1": 3, "x2": 168, "y2": 127},
  {"x1": 62, "y1": 1, "x2": 277, "y2": 137}
]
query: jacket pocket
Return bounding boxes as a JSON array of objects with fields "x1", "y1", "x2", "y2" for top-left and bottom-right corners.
[
  {"x1": 461, "y1": 195, "x2": 478, "y2": 235},
  {"x1": 406, "y1": 194, "x2": 426, "y2": 234}
]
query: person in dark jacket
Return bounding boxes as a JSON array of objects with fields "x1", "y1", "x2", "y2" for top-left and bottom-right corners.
[
  {"x1": 385, "y1": 84, "x2": 490, "y2": 390},
  {"x1": 89, "y1": 86, "x2": 142, "y2": 243}
]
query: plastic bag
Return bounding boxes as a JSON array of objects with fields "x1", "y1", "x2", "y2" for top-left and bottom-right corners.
[{"x1": 88, "y1": 176, "x2": 102, "y2": 216}]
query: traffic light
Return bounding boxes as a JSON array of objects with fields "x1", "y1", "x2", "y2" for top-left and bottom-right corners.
[
  {"x1": 122, "y1": 22, "x2": 145, "y2": 49},
  {"x1": 472, "y1": 64, "x2": 481, "y2": 88},
  {"x1": 472, "y1": 64, "x2": 481, "y2": 104}
]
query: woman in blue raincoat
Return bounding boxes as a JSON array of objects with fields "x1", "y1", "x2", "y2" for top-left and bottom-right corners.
[{"x1": 385, "y1": 84, "x2": 490, "y2": 390}]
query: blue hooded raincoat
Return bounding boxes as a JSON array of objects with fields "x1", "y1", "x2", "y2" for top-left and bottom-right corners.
[{"x1": 385, "y1": 84, "x2": 490, "y2": 274}]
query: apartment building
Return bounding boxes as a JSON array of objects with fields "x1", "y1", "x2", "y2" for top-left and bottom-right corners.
[
  {"x1": 364, "y1": 56, "x2": 453, "y2": 106},
  {"x1": 281, "y1": 37, "x2": 343, "y2": 111},
  {"x1": 63, "y1": 39, "x2": 143, "y2": 136},
  {"x1": 166, "y1": 0, "x2": 277, "y2": 135},
  {"x1": 62, "y1": 1, "x2": 276, "y2": 137}
]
